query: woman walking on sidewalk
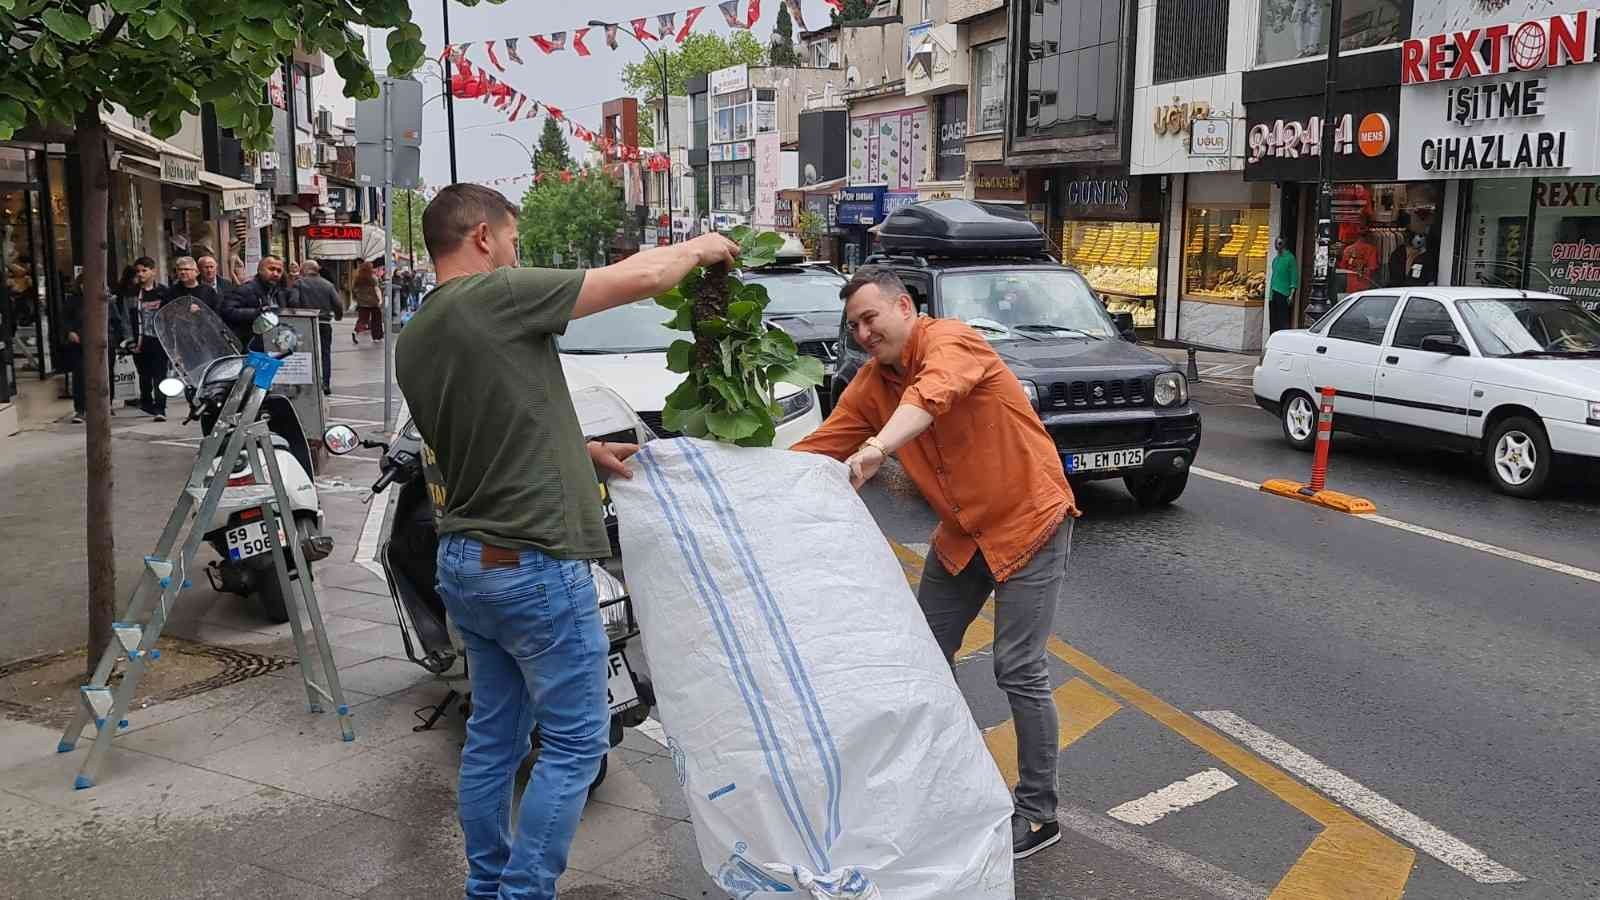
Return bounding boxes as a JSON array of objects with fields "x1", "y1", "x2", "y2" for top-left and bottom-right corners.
[{"x1": 352, "y1": 258, "x2": 384, "y2": 343}]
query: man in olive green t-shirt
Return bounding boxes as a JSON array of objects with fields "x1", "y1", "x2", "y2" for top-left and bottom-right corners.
[{"x1": 396, "y1": 184, "x2": 735, "y2": 900}]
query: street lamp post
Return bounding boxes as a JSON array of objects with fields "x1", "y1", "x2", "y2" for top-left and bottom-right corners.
[
  {"x1": 592, "y1": 20, "x2": 673, "y2": 243},
  {"x1": 442, "y1": 0, "x2": 459, "y2": 184},
  {"x1": 1309, "y1": 0, "x2": 1345, "y2": 325},
  {"x1": 493, "y1": 131, "x2": 537, "y2": 168}
]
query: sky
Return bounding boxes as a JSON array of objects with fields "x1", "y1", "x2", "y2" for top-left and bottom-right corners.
[{"x1": 340, "y1": 0, "x2": 840, "y2": 199}]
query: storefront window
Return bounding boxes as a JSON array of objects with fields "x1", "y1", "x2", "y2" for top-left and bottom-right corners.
[
  {"x1": 713, "y1": 161, "x2": 754, "y2": 213},
  {"x1": 1060, "y1": 220, "x2": 1158, "y2": 328},
  {"x1": 1256, "y1": 0, "x2": 1403, "y2": 66},
  {"x1": 1457, "y1": 179, "x2": 1531, "y2": 290},
  {"x1": 1329, "y1": 181, "x2": 1442, "y2": 303},
  {"x1": 1529, "y1": 181, "x2": 1600, "y2": 314},
  {"x1": 1183, "y1": 205, "x2": 1270, "y2": 304},
  {"x1": 975, "y1": 42, "x2": 1008, "y2": 134}
]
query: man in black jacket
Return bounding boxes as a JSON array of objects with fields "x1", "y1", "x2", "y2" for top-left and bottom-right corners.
[
  {"x1": 221, "y1": 256, "x2": 285, "y2": 347},
  {"x1": 197, "y1": 254, "x2": 234, "y2": 296},
  {"x1": 168, "y1": 256, "x2": 221, "y2": 314},
  {"x1": 294, "y1": 259, "x2": 344, "y2": 395}
]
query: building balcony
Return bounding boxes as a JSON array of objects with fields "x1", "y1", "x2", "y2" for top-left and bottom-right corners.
[{"x1": 904, "y1": 23, "x2": 968, "y2": 96}]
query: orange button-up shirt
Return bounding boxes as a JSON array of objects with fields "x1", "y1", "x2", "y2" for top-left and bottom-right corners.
[{"x1": 792, "y1": 316, "x2": 1079, "y2": 582}]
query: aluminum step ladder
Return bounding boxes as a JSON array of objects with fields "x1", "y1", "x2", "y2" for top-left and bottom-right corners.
[{"x1": 58, "y1": 354, "x2": 355, "y2": 789}]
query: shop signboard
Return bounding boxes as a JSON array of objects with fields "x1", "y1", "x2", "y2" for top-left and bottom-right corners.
[
  {"x1": 249, "y1": 190, "x2": 274, "y2": 230},
  {"x1": 973, "y1": 165, "x2": 1026, "y2": 202},
  {"x1": 849, "y1": 108, "x2": 929, "y2": 191},
  {"x1": 835, "y1": 186, "x2": 886, "y2": 225},
  {"x1": 222, "y1": 187, "x2": 254, "y2": 212},
  {"x1": 755, "y1": 132, "x2": 781, "y2": 229},
  {"x1": 1398, "y1": 7, "x2": 1600, "y2": 179},
  {"x1": 160, "y1": 153, "x2": 201, "y2": 186},
  {"x1": 1244, "y1": 87, "x2": 1401, "y2": 182},
  {"x1": 710, "y1": 64, "x2": 749, "y2": 96},
  {"x1": 1190, "y1": 118, "x2": 1230, "y2": 157},
  {"x1": 936, "y1": 92, "x2": 968, "y2": 182},
  {"x1": 305, "y1": 224, "x2": 362, "y2": 241},
  {"x1": 884, "y1": 191, "x2": 918, "y2": 217},
  {"x1": 1057, "y1": 168, "x2": 1162, "y2": 222}
]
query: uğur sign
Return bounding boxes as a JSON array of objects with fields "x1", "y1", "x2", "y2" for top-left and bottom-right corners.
[{"x1": 1401, "y1": 11, "x2": 1595, "y2": 84}]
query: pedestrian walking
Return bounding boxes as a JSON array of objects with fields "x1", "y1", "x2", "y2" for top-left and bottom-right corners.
[
  {"x1": 294, "y1": 259, "x2": 344, "y2": 395},
  {"x1": 1269, "y1": 238, "x2": 1298, "y2": 333},
  {"x1": 197, "y1": 254, "x2": 234, "y2": 296},
  {"x1": 395, "y1": 184, "x2": 738, "y2": 900},
  {"x1": 220, "y1": 256, "x2": 286, "y2": 348},
  {"x1": 792, "y1": 266, "x2": 1080, "y2": 861},
  {"x1": 351, "y1": 258, "x2": 384, "y2": 343},
  {"x1": 168, "y1": 256, "x2": 221, "y2": 315},
  {"x1": 127, "y1": 256, "x2": 171, "y2": 420}
]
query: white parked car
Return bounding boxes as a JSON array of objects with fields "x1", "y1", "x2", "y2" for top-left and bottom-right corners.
[
  {"x1": 559, "y1": 299, "x2": 823, "y2": 448},
  {"x1": 1253, "y1": 288, "x2": 1600, "y2": 497}
]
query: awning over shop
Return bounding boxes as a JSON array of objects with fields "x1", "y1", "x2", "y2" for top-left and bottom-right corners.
[
  {"x1": 277, "y1": 206, "x2": 311, "y2": 228},
  {"x1": 104, "y1": 118, "x2": 200, "y2": 163},
  {"x1": 198, "y1": 171, "x2": 257, "y2": 211},
  {"x1": 304, "y1": 224, "x2": 390, "y2": 263}
]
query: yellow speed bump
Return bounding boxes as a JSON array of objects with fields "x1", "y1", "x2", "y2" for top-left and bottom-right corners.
[{"x1": 1261, "y1": 479, "x2": 1377, "y2": 515}]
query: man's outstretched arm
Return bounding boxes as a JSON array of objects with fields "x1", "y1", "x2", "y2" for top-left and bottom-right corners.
[{"x1": 573, "y1": 233, "x2": 739, "y2": 320}]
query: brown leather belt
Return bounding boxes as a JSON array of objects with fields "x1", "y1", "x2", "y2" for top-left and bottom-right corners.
[{"x1": 480, "y1": 544, "x2": 522, "y2": 568}]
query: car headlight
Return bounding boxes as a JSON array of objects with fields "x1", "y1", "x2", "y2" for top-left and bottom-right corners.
[
  {"x1": 1020, "y1": 379, "x2": 1039, "y2": 410},
  {"x1": 1154, "y1": 372, "x2": 1188, "y2": 408},
  {"x1": 777, "y1": 388, "x2": 815, "y2": 423}
]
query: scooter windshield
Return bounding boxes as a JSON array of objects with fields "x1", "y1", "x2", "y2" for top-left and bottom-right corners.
[{"x1": 154, "y1": 301, "x2": 243, "y2": 387}]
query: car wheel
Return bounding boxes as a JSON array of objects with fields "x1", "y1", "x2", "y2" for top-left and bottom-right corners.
[
  {"x1": 1125, "y1": 470, "x2": 1189, "y2": 507},
  {"x1": 1485, "y1": 416, "x2": 1552, "y2": 498},
  {"x1": 1281, "y1": 391, "x2": 1318, "y2": 451}
]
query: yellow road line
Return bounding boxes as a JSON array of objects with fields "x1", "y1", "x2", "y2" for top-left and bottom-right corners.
[
  {"x1": 888, "y1": 538, "x2": 1415, "y2": 899},
  {"x1": 983, "y1": 677, "x2": 1123, "y2": 787}
]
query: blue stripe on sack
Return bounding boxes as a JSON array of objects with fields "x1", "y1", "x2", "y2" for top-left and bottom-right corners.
[
  {"x1": 681, "y1": 440, "x2": 846, "y2": 851},
  {"x1": 636, "y1": 446, "x2": 831, "y2": 873}
]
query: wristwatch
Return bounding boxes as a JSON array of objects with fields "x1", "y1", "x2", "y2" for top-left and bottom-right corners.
[{"x1": 862, "y1": 436, "x2": 889, "y2": 457}]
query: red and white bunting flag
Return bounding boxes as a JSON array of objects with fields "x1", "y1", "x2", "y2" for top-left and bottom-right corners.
[
  {"x1": 573, "y1": 27, "x2": 591, "y2": 57},
  {"x1": 631, "y1": 18, "x2": 657, "y2": 41},
  {"x1": 784, "y1": 0, "x2": 808, "y2": 31},
  {"x1": 604, "y1": 23, "x2": 620, "y2": 49},
  {"x1": 747, "y1": 0, "x2": 762, "y2": 28},
  {"x1": 677, "y1": 7, "x2": 704, "y2": 42},
  {"x1": 547, "y1": 105, "x2": 564, "y2": 121},
  {"x1": 505, "y1": 37, "x2": 523, "y2": 64},
  {"x1": 532, "y1": 32, "x2": 565, "y2": 54},
  {"x1": 509, "y1": 94, "x2": 526, "y2": 119},
  {"x1": 485, "y1": 40, "x2": 506, "y2": 71},
  {"x1": 657, "y1": 12, "x2": 676, "y2": 37},
  {"x1": 525, "y1": 99, "x2": 542, "y2": 120},
  {"x1": 823, "y1": 0, "x2": 844, "y2": 9},
  {"x1": 718, "y1": 1, "x2": 747, "y2": 30},
  {"x1": 438, "y1": 44, "x2": 455, "y2": 63}
]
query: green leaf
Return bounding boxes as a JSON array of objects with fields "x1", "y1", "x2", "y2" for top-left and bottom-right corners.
[
  {"x1": 665, "y1": 340, "x2": 695, "y2": 374},
  {"x1": 707, "y1": 374, "x2": 744, "y2": 408},
  {"x1": 0, "y1": 0, "x2": 17, "y2": 11},
  {"x1": 198, "y1": 78, "x2": 237, "y2": 102},
  {"x1": 29, "y1": 37, "x2": 61, "y2": 69},
  {"x1": 752, "y1": 231, "x2": 786, "y2": 255},
  {"x1": 271, "y1": 17, "x2": 297, "y2": 40},
  {"x1": 705, "y1": 407, "x2": 764, "y2": 442},
  {"x1": 727, "y1": 299, "x2": 758, "y2": 321},
  {"x1": 654, "y1": 287, "x2": 685, "y2": 310},
  {"x1": 110, "y1": 0, "x2": 154, "y2": 12},
  {"x1": 761, "y1": 327, "x2": 797, "y2": 354},
  {"x1": 664, "y1": 378, "x2": 701, "y2": 411},
  {"x1": 769, "y1": 356, "x2": 826, "y2": 388},
  {"x1": 145, "y1": 9, "x2": 180, "y2": 39},
  {"x1": 666, "y1": 303, "x2": 693, "y2": 331},
  {"x1": 736, "y1": 418, "x2": 778, "y2": 448},
  {"x1": 41, "y1": 8, "x2": 93, "y2": 42},
  {"x1": 237, "y1": 19, "x2": 275, "y2": 44},
  {"x1": 240, "y1": 0, "x2": 277, "y2": 17},
  {"x1": 662, "y1": 400, "x2": 708, "y2": 437}
]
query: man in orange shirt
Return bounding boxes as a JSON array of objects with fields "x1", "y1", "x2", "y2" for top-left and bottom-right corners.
[{"x1": 792, "y1": 266, "x2": 1079, "y2": 860}]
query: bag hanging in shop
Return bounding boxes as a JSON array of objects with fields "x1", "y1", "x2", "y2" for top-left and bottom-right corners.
[{"x1": 609, "y1": 438, "x2": 1015, "y2": 900}]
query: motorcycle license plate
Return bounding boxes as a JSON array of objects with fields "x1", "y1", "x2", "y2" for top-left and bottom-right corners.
[
  {"x1": 1064, "y1": 447, "x2": 1145, "y2": 473},
  {"x1": 224, "y1": 520, "x2": 287, "y2": 560},
  {"x1": 607, "y1": 651, "x2": 640, "y2": 713}
]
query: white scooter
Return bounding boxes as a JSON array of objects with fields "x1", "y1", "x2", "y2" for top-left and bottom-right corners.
[{"x1": 156, "y1": 302, "x2": 329, "y2": 622}]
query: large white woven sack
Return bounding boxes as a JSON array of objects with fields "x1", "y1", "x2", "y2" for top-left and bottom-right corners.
[{"x1": 610, "y1": 437, "x2": 1015, "y2": 900}]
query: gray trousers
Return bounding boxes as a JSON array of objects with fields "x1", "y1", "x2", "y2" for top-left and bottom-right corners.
[{"x1": 917, "y1": 519, "x2": 1072, "y2": 824}]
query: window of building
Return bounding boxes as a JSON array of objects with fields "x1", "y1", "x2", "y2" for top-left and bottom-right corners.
[
  {"x1": 713, "y1": 160, "x2": 755, "y2": 212},
  {"x1": 713, "y1": 90, "x2": 751, "y2": 143},
  {"x1": 694, "y1": 166, "x2": 709, "y2": 218},
  {"x1": 1256, "y1": 0, "x2": 1403, "y2": 66},
  {"x1": 1153, "y1": 0, "x2": 1228, "y2": 83},
  {"x1": 974, "y1": 41, "x2": 1008, "y2": 134},
  {"x1": 1020, "y1": 0, "x2": 1123, "y2": 137}
]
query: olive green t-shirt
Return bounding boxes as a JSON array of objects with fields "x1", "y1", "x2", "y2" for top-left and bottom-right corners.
[{"x1": 395, "y1": 267, "x2": 609, "y2": 559}]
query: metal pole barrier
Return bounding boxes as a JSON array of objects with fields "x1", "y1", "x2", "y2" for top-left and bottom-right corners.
[
  {"x1": 1186, "y1": 346, "x2": 1201, "y2": 383},
  {"x1": 1305, "y1": 386, "x2": 1336, "y2": 494}
]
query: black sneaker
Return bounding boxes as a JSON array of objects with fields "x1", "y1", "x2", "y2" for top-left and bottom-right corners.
[
  {"x1": 71, "y1": 413, "x2": 85, "y2": 424},
  {"x1": 1012, "y1": 813, "x2": 1061, "y2": 860},
  {"x1": 152, "y1": 413, "x2": 166, "y2": 422}
]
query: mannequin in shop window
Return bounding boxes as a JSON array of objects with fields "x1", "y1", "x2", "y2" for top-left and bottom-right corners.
[
  {"x1": 1388, "y1": 209, "x2": 1437, "y2": 288},
  {"x1": 1339, "y1": 229, "x2": 1381, "y2": 295}
]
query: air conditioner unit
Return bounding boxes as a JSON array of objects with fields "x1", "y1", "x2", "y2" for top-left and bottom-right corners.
[{"x1": 316, "y1": 108, "x2": 333, "y2": 135}]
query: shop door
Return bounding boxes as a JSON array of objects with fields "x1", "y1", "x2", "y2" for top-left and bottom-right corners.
[
  {"x1": 1308, "y1": 293, "x2": 1400, "y2": 420},
  {"x1": 1374, "y1": 295, "x2": 1474, "y2": 438}
]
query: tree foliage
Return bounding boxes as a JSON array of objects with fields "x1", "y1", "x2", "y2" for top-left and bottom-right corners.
[
  {"x1": 0, "y1": 0, "x2": 467, "y2": 146},
  {"x1": 770, "y1": 1, "x2": 800, "y2": 67},
  {"x1": 656, "y1": 227, "x2": 824, "y2": 447},
  {"x1": 394, "y1": 187, "x2": 429, "y2": 266},
  {"x1": 621, "y1": 31, "x2": 768, "y2": 102},
  {"x1": 517, "y1": 171, "x2": 626, "y2": 269},
  {"x1": 535, "y1": 116, "x2": 574, "y2": 173}
]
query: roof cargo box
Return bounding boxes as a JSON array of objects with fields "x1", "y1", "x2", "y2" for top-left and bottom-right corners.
[{"x1": 877, "y1": 199, "x2": 1047, "y2": 257}]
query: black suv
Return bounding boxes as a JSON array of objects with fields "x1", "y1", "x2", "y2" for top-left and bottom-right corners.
[{"x1": 831, "y1": 200, "x2": 1202, "y2": 506}]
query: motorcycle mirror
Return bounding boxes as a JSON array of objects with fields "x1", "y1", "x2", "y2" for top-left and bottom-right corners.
[
  {"x1": 157, "y1": 377, "x2": 186, "y2": 398},
  {"x1": 266, "y1": 325, "x2": 299, "y2": 357},
  {"x1": 323, "y1": 424, "x2": 361, "y2": 455},
  {"x1": 252, "y1": 311, "x2": 281, "y2": 335}
]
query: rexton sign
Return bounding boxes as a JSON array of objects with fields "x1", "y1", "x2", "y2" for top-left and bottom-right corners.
[{"x1": 1402, "y1": 11, "x2": 1596, "y2": 84}]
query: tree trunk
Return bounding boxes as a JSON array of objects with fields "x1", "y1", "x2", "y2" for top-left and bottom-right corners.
[{"x1": 76, "y1": 107, "x2": 115, "y2": 679}]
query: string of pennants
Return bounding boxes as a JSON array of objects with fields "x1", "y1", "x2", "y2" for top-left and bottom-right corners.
[{"x1": 438, "y1": 0, "x2": 792, "y2": 68}]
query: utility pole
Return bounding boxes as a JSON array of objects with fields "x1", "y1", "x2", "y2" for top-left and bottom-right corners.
[
  {"x1": 1310, "y1": 0, "x2": 1345, "y2": 325},
  {"x1": 442, "y1": 0, "x2": 459, "y2": 184}
]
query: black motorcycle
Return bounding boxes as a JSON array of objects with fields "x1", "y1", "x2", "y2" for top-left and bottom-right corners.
[{"x1": 326, "y1": 385, "x2": 656, "y2": 791}]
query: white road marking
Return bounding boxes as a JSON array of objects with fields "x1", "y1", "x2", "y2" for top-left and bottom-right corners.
[
  {"x1": 1190, "y1": 466, "x2": 1600, "y2": 586},
  {"x1": 1195, "y1": 710, "x2": 1525, "y2": 884},
  {"x1": 1107, "y1": 768, "x2": 1239, "y2": 826},
  {"x1": 1056, "y1": 805, "x2": 1269, "y2": 900}
]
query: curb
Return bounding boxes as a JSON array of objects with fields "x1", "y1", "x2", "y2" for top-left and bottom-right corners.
[{"x1": 1260, "y1": 479, "x2": 1377, "y2": 515}]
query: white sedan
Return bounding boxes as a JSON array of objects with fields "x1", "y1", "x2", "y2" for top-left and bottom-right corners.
[
  {"x1": 1253, "y1": 287, "x2": 1600, "y2": 497},
  {"x1": 559, "y1": 299, "x2": 823, "y2": 448}
]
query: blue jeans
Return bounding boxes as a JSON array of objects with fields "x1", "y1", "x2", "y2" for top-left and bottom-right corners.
[{"x1": 435, "y1": 534, "x2": 610, "y2": 900}]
